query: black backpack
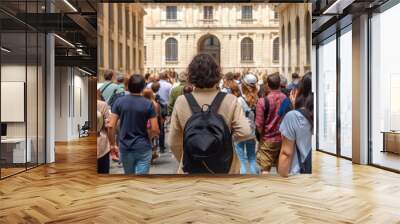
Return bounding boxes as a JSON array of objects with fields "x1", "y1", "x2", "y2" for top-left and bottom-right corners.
[
  {"x1": 108, "y1": 89, "x2": 125, "y2": 108},
  {"x1": 182, "y1": 92, "x2": 233, "y2": 174}
]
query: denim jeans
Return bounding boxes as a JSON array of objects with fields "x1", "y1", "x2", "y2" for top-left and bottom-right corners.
[
  {"x1": 120, "y1": 147, "x2": 152, "y2": 174},
  {"x1": 235, "y1": 139, "x2": 258, "y2": 174}
]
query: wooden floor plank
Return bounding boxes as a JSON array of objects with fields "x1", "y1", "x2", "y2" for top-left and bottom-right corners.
[{"x1": 0, "y1": 136, "x2": 400, "y2": 223}]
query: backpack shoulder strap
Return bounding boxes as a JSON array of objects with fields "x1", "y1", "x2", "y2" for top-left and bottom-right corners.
[
  {"x1": 210, "y1": 92, "x2": 226, "y2": 112},
  {"x1": 100, "y1": 82, "x2": 113, "y2": 94},
  {"x1": 184, "y1": 93, "x2": 202, "y2": 113},
  {"x1": 263, "y1": 96, "x2": 270, "y2": 120},
  {"x1": 295, "y1": 142, "x2": 304, "y2": 173}
]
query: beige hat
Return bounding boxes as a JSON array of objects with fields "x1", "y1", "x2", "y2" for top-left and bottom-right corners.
[{"x1": 178, "y1": 72, "x2": 187, "y2": 82}]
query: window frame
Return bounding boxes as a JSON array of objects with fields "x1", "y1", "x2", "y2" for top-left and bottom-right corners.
[
  {"x1": 166, "y1": 6, "x2": 177, "y2": 21},
  {"x1": 165, "y1": 37, "x2": 178, "y2": 62},
  {"x1": 241, "y1": 37, "x2": 254, "y2": 62}
]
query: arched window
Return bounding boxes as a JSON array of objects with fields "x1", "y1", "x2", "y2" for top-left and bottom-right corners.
[
  {"x1": 273, "y1": 37, "x2": 279, "y2": 63},
  {"x1": 165, "y1": 38, "x2": 178, "y2": 61},
  {"x1": 282, "y1": 25, "x2": 285, "y2": 68},
  {"x1": 288, "y1": 22, "x2": 291, "y2": 68},
  {"x1": 305, "y1": 11, "x2": 311, "y2": 65},
  {"x1": 296, "y1": 16, "x2": 300, "y2": 66},
  {"x1": 241, "y1": 37, "x2": 253, "y2": 61}
]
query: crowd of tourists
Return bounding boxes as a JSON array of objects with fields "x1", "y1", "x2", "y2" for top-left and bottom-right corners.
[{"x1": 97, "y1": 53, "x2": 313, "y2": 177}]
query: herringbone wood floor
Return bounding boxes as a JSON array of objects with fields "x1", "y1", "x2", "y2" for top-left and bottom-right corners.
[{"x1": 1, "y1": 136, "x2": 400, "y2": 224}]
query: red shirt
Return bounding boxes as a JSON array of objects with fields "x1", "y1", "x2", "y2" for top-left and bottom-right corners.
[{"x1": 255, "y1": 90, "x2": 287, "y2": 142}]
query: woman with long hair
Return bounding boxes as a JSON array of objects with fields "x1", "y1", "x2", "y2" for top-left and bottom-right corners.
[
  {"x1": 143, "y1": 88, "x2": 161, "y2": 163},
  {"x1": 235, "y1": 74, "x2": 259, "y2": 174},
  {"x1": 278, "y1": 72, "x2": 313, "y2": 176}
]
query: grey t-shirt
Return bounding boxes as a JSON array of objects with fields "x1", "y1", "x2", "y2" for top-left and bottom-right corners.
[{"x1": 279, "y1": 110, "x2": 312, "y2": 175}]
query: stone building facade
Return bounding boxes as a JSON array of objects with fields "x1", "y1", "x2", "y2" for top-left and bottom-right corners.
[
  {"x1": 142, "y1": 3, "x2": 280, "y2": 75},
  {"x1": 97, "y1": 3, "x2": 145, "y2": 81},
  {"x1": 276, "y1": 3, "x2": 312, "y2": 78}
]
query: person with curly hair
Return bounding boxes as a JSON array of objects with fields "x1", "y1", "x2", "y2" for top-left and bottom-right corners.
[
  {"x1": 235, "y1": 74, "x2": 259, "y2": 174},
  {"x1": 168, "y1": 54, "x2": 252, "y2": 174}
]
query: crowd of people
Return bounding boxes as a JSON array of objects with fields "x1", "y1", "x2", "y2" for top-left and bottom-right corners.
[{"x1": 97, "y1": 53, "x2": 313, "y2": 177}]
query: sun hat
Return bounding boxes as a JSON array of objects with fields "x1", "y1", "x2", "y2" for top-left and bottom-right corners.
[{"x1": 242, "y1": 74, "x2": 258, "y2": 87}]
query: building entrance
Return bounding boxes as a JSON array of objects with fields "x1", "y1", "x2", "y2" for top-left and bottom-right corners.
[{"x1": 198, "y1": 35, "x2": 220, "y2": 64}]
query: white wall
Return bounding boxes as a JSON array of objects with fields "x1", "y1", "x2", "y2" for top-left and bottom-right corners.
[{"x1": 55, "y1": 67, "x2": 89, "y2": 141}]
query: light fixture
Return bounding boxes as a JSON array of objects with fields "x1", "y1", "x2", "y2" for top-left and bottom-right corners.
[
  {"x1": 78, "y1": 67, "x2": 93, "y2": 76},
  {"x1": 63, "y1": 0, "x2": 78, "y2": 12},
  {"x1": 1, "y1": 47, "x2": 11, "y2": 53},
  {"x1": 322, "y1": 0, "x2": 355, "y2": 15},
  {"x1": 54, "y1": 34, "x2": 75, "y2": 48}
]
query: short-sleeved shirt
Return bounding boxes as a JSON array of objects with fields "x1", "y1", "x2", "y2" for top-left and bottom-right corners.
[
  {"x1": 97, "y1": 100, "x2": 111, "y2": 158},
  {"x1": 112, "y1": 95, "x2": 157, "y2": 150},
  {"x1": 279, "y1": 110, "x2": 312, "y2": 175},
  {"x1": 100, "y1": 81, "x2": 120, "y2": 105}
]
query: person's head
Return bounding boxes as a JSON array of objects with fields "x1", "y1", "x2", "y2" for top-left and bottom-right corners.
[
  {"x1": 151, "y1": 81, "x2": 160, "y2": 93},
  {"x1": 127, "y1": 74, "x2": 146, "y2": 94},
  {"x1": 234, "y1": 72, "x2": 241, "y2": 81},
  {"x1": 242, "y1": 74, "x2": 258, "y2": 107},
  {"x1": 295, "y1": 72, "x2": 313, "y2": 128},
  {"x1": 267, "y1": 72, "x2": 281, "y2": 90},
  {"x1": 116, "y1": 73, "x2": 125, "y2": 84},
  {"x1": 144, "y1": 73, "x2": 151, "y2": 82},
  {"x1": 295, "y1": 72, "x2": 312, "y2": 106},
  {"x1": 142, "y1": 88, "x2": 154, "y2": 101},
  {"x1": 262, "y1": 73, "x2": 269, "y2": 85},
  {"x1": 280, "y1": 74, "x2": 288, "y2": 88},
  {"x1": 178, "y1": 72, "x2": 188, "y2": 82},
  {"x1": 224, "y1": 72, "x2": 234, "y2": 81},
  {"x1": 159, "y1": 71, "x2": 168, "y2": 80},
  {"x1": 170, "y1": 71, "x2": 177, "y2": 80},
  {"x1": 188, "y1": 54, "x2": 221, "y2": 89},
  {"x1": 229, "y1": 81, "x2": 241, "y2": 97},
  {"x1": 183, "y1": 85, "x2": 193, "y2": 94},
  {"x1": 292, "y1": 73, "x2": 300, "y2": 82},
  {"x1": 103, "y1": 70, "x2": 114, "y2": 81}
]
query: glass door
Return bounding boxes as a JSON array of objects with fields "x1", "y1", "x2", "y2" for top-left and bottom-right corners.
[
  {"x1": 317, "y1": 35, "x2": 337, "y2": 154},
  {"x1": 339, "y1": 27, "x2": 352, "y2": 158}
]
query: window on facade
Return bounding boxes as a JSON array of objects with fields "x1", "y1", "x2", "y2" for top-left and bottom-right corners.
[
  {"x1": 282, "y1": 25, "x2": 285, "y2": 68},
  {"x1": 109, "y1": 40, "x2": 114, "y2": 69},
  {"x1": 144, "y1": 46, "x2": 147, "y2": 63},
  {"x1": 126, "y1": 46, "x2": 130, "y2": 71},
  {"x1": 133, "y1": 14, "x2": 136, "y2": 36},
  {"x1": 273, "y1": 37, "x2": 279, "y2": 63},
  {"x1": 274, "y1": 11, "x2": 279, "y2": 19},
  {"x1": 119, "y1": 43, "x2": 123, "y2": 69},
  {"x1": 288, "y1": 22, "x2": 291, "y2": 68},
  {"x1": 133, "y1": 48, "x2": 136, "y2": 69},
  {"x1": 166, "y1": 6, "x2": 177, "y2": 20},
  {"x1": 241, "y1": 37, "x2": 253, "y2": 61},
  {"x1": 118, "y1": 5, "x2": 123, "y2": 32},
  {"x1": 306, "y1": 12, "x2": 311, "y2": 65},
  {"x1": 242, "y1": 6, "x2": 252, "y2": 20},
  {"x1": 126, "y1": 9, "x2": 130, "y2": 36},
  {"x1": 296, "y1": 17, "x2": 300, "y2": 66},
  {"x1": 99, "y1": 36, "x2": 103, "y2": 67},
  {"x1": 204, "y1": 6, "x2": 213, "y2": 20},
  {"x1": 138, "y1": 20, "x2": 143, "y2": 39},
  {"x1": 165, "y1": 38, "x2": 178, "y2": 61},
  {"x1": 108, "y1": 4, "x2": 114, "y2": 29},
  {"x1": 139, "y1": 50, "x2": 143, "y2": 69}
]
